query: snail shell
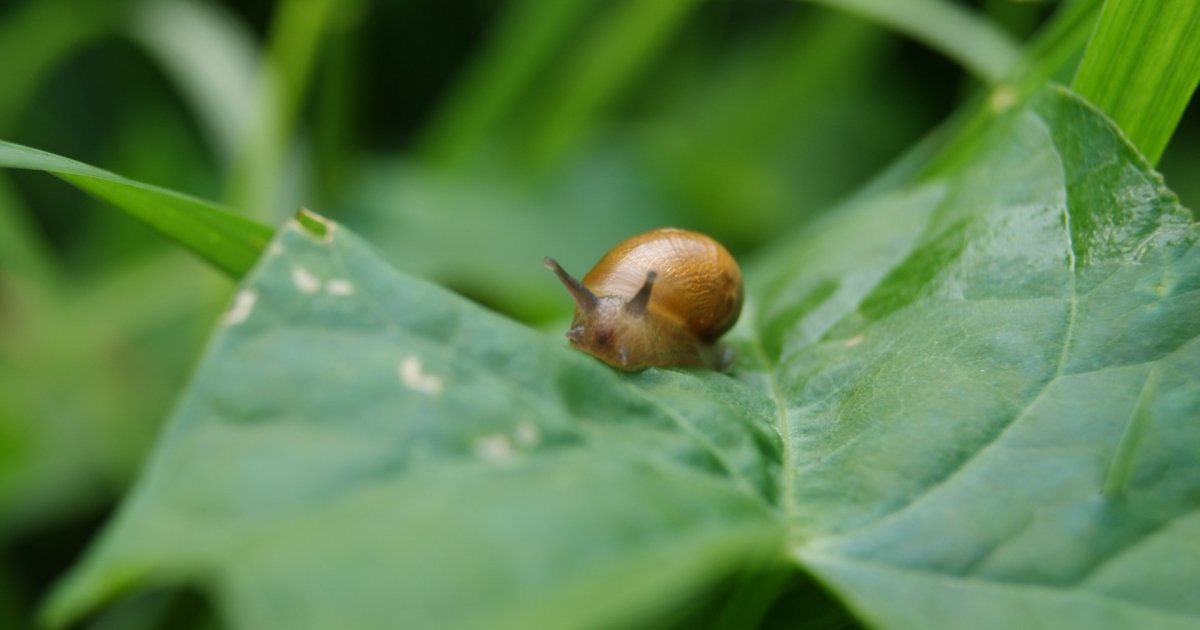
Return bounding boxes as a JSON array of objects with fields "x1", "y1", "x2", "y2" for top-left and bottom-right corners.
[{"x1": 545, "y1": 227, "x2": 743, "y2": 371}]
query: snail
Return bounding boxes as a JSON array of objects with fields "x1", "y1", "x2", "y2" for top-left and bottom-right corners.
[{"x1": 544, "y1": 227, "x2": 743, "y2": 371}]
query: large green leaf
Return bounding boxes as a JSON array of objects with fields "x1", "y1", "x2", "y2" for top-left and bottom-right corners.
[
  {"x1": 44, "y1": 86, "x2": 1198, "y2": 629},
  {"x1": 761, "y1": 87, "x2": 1200, "y2": 628},
  {"x1": 43, "y1": 213, "x2": 786, "y2": 628}
]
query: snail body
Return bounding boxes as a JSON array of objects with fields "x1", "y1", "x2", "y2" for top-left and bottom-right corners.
[{"x1": 545, "y1": 228, "x2": 743, "y2": 371}]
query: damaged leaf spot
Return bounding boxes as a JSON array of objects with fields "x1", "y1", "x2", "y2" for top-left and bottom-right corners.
[
  {"x1": 398, "y1": 355, "x2": 443, "y2": 395},
  {"x1": 221, "y1": 290, "x2": 259, "y2": 326}
]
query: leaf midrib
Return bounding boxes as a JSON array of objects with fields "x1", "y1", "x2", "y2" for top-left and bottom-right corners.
[{"x1": 742, "y1": 325, "x2": 798, "y2": 539}]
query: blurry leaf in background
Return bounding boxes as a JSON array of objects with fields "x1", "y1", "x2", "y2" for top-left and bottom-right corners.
[
  {"x1": 352, "y1": 6, "x2": 940, "y2": 324},
  {"x1": 45, "y1": 86, "x2": 1200, "y2": 630},
  {"x1": 225, "y1": 0, "x2": 350, "y2": 223},
  {"x1": 809, "y1": 0, "x2": 1019, "y2": 84},
  {"x1": 513, "y1": 0, "x2": 705, "y2": 171},
  {"x1": 0, "y1": 252, "x2": 224, "y2": 627},
  {"x1": 342, "y1": 147, "x2": 678, "y2": 323},
  {"x1": 417, "y1": 0, "x2": 601, "y2": 169},
  {"x1": 0, "y1": 253, "x2": 220, "y2": 532},
  {"x1": 641, "y1": 9, "x2": 926, "y2": 248},
  {"x1": 0, "y1": 0, "x2": 132, "y2": 130},
  {"x1": 129, "y1": 0, "x2": 259, "y2": 166}
]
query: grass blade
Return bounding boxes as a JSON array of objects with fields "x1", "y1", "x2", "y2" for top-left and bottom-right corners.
[
  {"x1": 521, "y1": 0, "x2": 703, "y2": 169},
  {"x1": 225, "y1": 0, "x2": 340, "y2": 221},
  {"x1": 418, "y1": 0, "x2": 597, "y2": 167},
  {"x1": 808, "y1": 0, "x2": 1020, "y2": 84},
  {"x1": 129, "y1": 0, "x2": 259, "y2": 164},
  {"x1": 0, "y1": 140, "x2": 272, "y2": 278},
  {"x1": 1072, "y1": 0, "x2": 1200, "y2": 164}
]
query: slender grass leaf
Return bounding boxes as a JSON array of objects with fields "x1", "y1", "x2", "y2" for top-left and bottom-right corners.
[
  {"x1": 807, "y1": 0, "x2": 1019, "y2": 84},
  {"x1": 129, "y1": 0, "x2": 259, "y2": 164},
  {"x1": 418, "y1": 0, "x2": 597, "y2": 167},
  {"x1": 225, "y1": 0, "x2": 339, "y2": 221},
  {"x1": 0, "y1": 0, "x2": 131, "y2": 283},
  {"x1": 1012, "y1": 0, "x2": 1102, "y2": 88},
  {"x1": 0, "y1": 141, "x2": 272, "y2": 277},
  {"x1": 311, "y1": 6, "x2": 364, "y2": 199},
  {"x1": 43, "y1": 86, "x2": 1198, "y2": 629},
  {"x1": 521, "y1": 0, "x2": 702, "y2": 168},
  {"x1": 1072, "y1": 0, "x2": 1200, "y2": 164}
]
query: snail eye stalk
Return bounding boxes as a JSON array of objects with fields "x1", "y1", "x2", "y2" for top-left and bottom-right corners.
[
  {"x1": 544, "y1": 257, "x2": 597, "y2": 312},
  {"x1": 624, "y1": 270, "x2": 657, "y2": 316}
]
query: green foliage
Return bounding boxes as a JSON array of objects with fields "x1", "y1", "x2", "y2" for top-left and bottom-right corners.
[
  {"x1": 2, "y1": 0, "x2": 1198, "y2": 628},
  {"x1": 39, "y1": 87, "x2": 1200, "y2": 630}
]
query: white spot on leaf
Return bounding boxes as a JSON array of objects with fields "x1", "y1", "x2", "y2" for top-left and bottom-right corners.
[
  {"x1": 222, "y1": 290, "x2": 258, "y2": 325},
  {"x1": 267, "y1": 242, "x2": 284, "y2": 256},
  {"x1": 399, "y1": 356, "x2": 443, "y2": 395},
  {"x1": 326, "y1": 279, "x2": 355, "y2": 296},
  {"x1": 292, "y1": 266, "x2": 321, "y2": 293},
  {"x1": 515, "y1": 421, "x2": 541, "y2": 447},
  {"x1": 844, "y1": 335, "x2": 865, "y2": 348},
  {"x1": 474, "y1": 434, "x2": 514, "y2": 464}
]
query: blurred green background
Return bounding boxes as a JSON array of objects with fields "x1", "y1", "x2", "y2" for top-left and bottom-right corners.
[{"x1": 0, "y1": 0, "x2": 1196, "y2": 625}]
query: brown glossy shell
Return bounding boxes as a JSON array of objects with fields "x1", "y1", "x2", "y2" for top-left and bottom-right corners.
[{"x1": 582, "y1": 227, "x2": 742, "y2": 342}]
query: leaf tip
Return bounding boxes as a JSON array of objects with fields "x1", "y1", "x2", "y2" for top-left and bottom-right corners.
[{"x1": 294, "y1": 208, "x2": 335, "y2": 242}]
